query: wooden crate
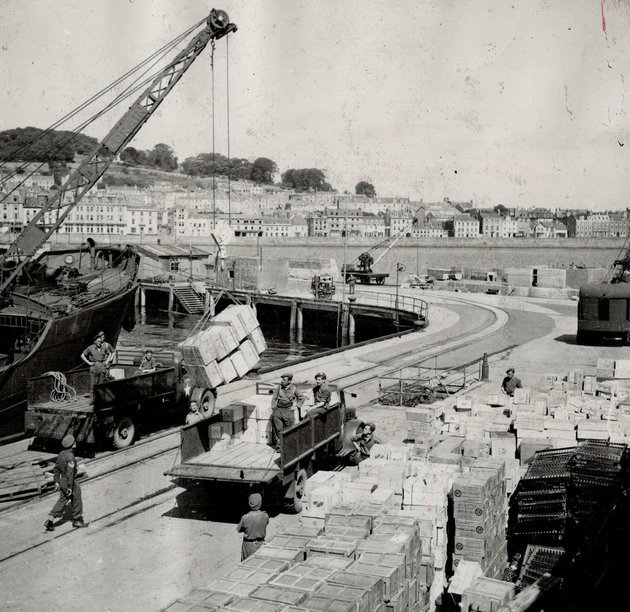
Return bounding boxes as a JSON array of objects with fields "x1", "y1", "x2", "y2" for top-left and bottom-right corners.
[
  {"x1": 306, "y1": 535, "x2": 359, "y2": 558},
  {"x1": 347, "y1": 560, "x2": 402, "y2": 600},
  {"x1": 328, "y1": 569, "x2": 385, "y2": 610},
  {"x1": 460, "y1": 577, "x2": 514, "y2": 612},
  {"x1": 249, "y1": 584, "x2": 307, "y2": 606}
]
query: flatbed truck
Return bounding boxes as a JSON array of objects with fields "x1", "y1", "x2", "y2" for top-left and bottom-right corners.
[
  {"x1": 24, "y1": 348, "x2": 214, "y2": 450},
  {"x1": 165, "y1": 385, "x2": 358, "y2": 512}
]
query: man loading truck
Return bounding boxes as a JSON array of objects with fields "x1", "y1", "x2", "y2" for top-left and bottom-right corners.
[{"x1": 270, "y1": 372, "x2": 305, "y2": 452}]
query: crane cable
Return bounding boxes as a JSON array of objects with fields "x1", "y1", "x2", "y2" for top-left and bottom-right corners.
[
  {"x1": 43, "y1": 371, "x2": 77, "y2": 403},
  {"x1": 211, "y1": 39, "x2": 217, "y2": 231}
]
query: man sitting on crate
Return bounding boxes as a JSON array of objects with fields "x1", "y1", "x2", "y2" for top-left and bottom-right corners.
[{"x1": 271, "y1": 372, "x2": 305, "y2": 452}]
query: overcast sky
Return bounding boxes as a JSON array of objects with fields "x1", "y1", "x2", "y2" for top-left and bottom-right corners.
[{"x1": 2, "y1": 0, "x2": 630, "y2": 210}]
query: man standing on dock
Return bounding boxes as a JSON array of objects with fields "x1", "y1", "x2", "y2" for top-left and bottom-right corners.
[
  {"x1": 501, "y1": 366, "x2": 522, "y2": 397},
  {"x1": 44, "y1": 435, "x2": 87, "y2": 531},
  {"x1": 237, "y1": 493, "x2": 269, "y2": 560},
  {"x1": 81, "y1": 332, "x2": 113, "y2": 388},
  {"x1": 271, "y1": 373, "x2": 305, "y2": 451}
]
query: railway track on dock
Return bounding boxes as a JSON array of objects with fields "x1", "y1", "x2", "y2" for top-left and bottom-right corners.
[
  {"x1": 0, "y1": 294, "x2": 518, "y2": 567},
  {"x1": 0, "y1": 295, "x2": 504, "y2": 518}
]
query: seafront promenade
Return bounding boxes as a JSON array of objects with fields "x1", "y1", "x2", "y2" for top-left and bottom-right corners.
[{"x1": 1, "y1": 283, "x2": 616, "y2": 611}]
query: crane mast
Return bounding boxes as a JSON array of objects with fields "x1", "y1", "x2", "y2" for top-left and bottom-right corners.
[{"x1": 0, "y1": 9, "x2": 236, "y2": 299}]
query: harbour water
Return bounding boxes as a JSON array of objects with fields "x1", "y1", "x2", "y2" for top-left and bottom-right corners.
[{"x1": 118, "y1": 305, "x2": 345, "y2": 371}]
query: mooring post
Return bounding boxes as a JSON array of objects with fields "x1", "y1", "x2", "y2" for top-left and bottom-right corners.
[
  {"x1": 348, "y1": 296, "x2": 356, "y2": 342},
  {"x1": 289, "y1": 300, "x2": 297, "y2": 337},
  {"x1": 168, "y1": 285, "x2": 174, "y2": 312},
  {"x1": 341, "y1": 302, "x2": 350, "y2": 341}
]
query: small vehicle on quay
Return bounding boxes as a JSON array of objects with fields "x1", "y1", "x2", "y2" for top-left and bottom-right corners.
[{"x1": 24, "y1": 348, "x2": 207, "y2": 450}]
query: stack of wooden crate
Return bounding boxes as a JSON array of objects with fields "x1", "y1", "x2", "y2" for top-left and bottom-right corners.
[
  {"x1": 452, "y1": 458, "x2": 508, "y2": 579},
  {"x1": 405, "y1": 406, "x2": 443, "y2": 456},
  {"x1": 179, "y1": 304, "x2": 267, "y2": 389}
]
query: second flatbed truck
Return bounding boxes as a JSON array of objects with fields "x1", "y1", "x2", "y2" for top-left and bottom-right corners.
[{"x1": 165, "y1": 385, "x2": 357, "y2": 511}]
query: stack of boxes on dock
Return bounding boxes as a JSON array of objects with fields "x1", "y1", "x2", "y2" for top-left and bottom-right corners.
[
  {"x1": 160, "y1": 365, "x2": 630, "y2": 611},
  {"x1": 179, "y1": 305, "x2": 267, "y2": 388}
]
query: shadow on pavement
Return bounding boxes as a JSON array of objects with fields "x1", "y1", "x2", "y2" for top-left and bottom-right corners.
[{"x1": 163, "y1": 483, "x2": 282, "y2": 522}]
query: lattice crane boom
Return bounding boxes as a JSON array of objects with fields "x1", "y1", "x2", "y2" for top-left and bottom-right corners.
[{"x1": 0, "y1": 9, "x2": 236, "y2": 299}]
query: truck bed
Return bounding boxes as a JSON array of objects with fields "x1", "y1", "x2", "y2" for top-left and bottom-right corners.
[
  {"x1": 30, "y1": 394, "x2": 93, "y2": 414},
  {"x1": 168, "y1": 442, "x2": 281, "y2": 484}
]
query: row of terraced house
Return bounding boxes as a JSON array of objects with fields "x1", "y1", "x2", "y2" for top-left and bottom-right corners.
[{"x1": 1, "y1": 179, "x2": 629, "y2": 240}]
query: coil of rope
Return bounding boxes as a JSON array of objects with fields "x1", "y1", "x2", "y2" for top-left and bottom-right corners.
[{"x1": 44, "y1": 371, "x2": 77, "y2": 403}]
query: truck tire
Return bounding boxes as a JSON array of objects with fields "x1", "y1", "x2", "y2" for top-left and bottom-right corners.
[
  {"x1": 200, "y1": 389, "x2": 217, "y2": 417},
  {"x1": 284, "y1": 468, "x2": 307, "y2": 514},
  {"x1": 112, "y1": 415, "x2": 136, "y2": 449}
]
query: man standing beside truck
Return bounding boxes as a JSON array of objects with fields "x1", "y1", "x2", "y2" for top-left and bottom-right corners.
[{"x1": 271, "y1": 372, "x2": 305, "y2": 451}]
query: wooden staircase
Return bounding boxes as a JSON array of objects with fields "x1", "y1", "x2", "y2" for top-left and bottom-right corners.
[{"x1": 173, "y1": 286, "x2": 205, "y2": 314}]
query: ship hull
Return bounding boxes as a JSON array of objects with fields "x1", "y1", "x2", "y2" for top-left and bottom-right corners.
[{"x1": 0, "y1": 281, "x2": 138, "y2": 443}]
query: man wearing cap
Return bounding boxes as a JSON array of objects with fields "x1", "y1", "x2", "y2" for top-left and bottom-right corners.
[
  {"x1": 308, "y1": 372, "x2": 332, "y2": 418},
  {"x1": 237, "y1": 493, "x2": 269, "y2": 560},
  {"x1": 501, "y1": 366, "x2": 522, "y2": 397},
  {"x1": 270, "y1": 373, "x2": 305, "y2": 451},
  {"x1": 44, "y1": 435, "x2": 87, "y2": 531},
  {"x1": 81, "y1": 332, "x2": 114, "y2": 388}
]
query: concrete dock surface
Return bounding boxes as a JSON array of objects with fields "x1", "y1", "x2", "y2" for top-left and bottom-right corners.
[{"x1": 0, "y1": 288, "x2": 625, "y2": 612}]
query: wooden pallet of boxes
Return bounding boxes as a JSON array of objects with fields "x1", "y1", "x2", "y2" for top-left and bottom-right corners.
[{"x1": 179, "y1": 304, "x2": 267, "y2": 390}]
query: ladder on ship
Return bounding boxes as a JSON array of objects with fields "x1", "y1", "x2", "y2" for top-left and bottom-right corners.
[{"x1": 173, "y1": 286, "x2": 205, "y2": 314}]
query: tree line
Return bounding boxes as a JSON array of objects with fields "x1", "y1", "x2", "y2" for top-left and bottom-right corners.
[{"x1": 0, "y1": 128, "x2": 377, "y2": 196}]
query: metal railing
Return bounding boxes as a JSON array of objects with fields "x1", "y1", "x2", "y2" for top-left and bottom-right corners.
[
  {"x1": 378, "y1": 355, "x2": 485, "y2": 407},
  {"x1": 354, "y1": 289, "x2": 428, "y2": 320}
]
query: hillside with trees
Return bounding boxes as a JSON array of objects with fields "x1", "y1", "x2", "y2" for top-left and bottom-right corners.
[
  {"x1": 0, "y1": 127, "x2": 98, "y2": 162},
  {"x1": 1, "y1": 128, "x2": 339, "y2": 192}
]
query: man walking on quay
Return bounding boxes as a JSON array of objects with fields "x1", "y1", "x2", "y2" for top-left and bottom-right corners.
[
  {"x1": 44, "y1": 435, "x2": 87, "y2": 531},
  {"x1": 81, "y1": 331, "x2": 114, "y2": 388},
  {"x1": 237, "y1": 492, "x2": 269, "y2": 561},
  {"x1": 271, "y1": 372, "x2": 305, "y2": 451},
  {"x1": 501, "y1": 366, "x2": 523, "y2": 397}
]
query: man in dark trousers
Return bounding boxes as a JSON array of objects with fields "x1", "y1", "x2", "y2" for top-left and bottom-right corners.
[
  {"x1": 308, "y1": 372, "x2": 332, "y2": 418},
  {"x1": 501, "y1": 366, "x2": 523, "y2": 397},
  {"x1": 237, "y1": 492, "x2": 269, "y2": 560},
  {"x1": 81, "y1": 332, "x2": 114, "y2": 388},
  {"x1": 270, "y1": 372, "x2": 305, "y2": 451},
  {"x1": 44, "y1": 435, "x2": 87, "y2": 531}
]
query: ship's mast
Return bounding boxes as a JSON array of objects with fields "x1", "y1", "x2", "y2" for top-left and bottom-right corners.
[{"x1": 0, "y1": 9, "x2": 237, "y2": 301}]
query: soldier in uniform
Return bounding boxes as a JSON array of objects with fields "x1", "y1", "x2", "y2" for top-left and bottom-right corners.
[
  {"x1": 185, "y1": 400, "x2": 204, "y2": 425},
  {"x1": 44, "y1": 435, "x2": 87, "y2": 531},
  {"x1": 308, "y1": 372, "x2": 332, "y2": 417},
  {"x1": 237, "y1": 493, "x2": 269, "y2": 560},
  {"x1": 501, "y1": 366, "x2": 523, "y2": 397},
  {"x1": 270, "y1": 373, "x2": 305, "y2": 451},
  {"x1": 137, "y1": 349, "x2": 157, "y2": 373},
  {"x1": 81, "y1": 332, "x2": 114, "y2": 387}
]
